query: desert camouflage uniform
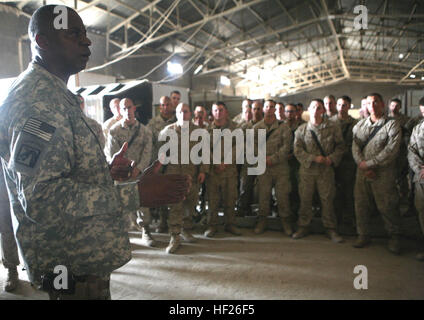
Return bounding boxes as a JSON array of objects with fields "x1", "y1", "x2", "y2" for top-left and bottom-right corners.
[
  {"x1": 232, "y1": 112, "x2": 243, "y2": 125},
  {"x1": 159, "y1": 121, "x2": 208, "y2": 234},
  {"x1": 294, "y1": 119, "x2": 345, "y2": 229},
  {"x1": 102, "y1": 117, "x2": 119, "y2": 141},
  {"x1": 207, "y1": 120, "x2": 239, "y2": 228},
  {"x1": 0, "y1": 163, "x2": 20, "y2": 270},
  {"x1": 285, "y1": 120, "x2": 304, "y2": 215},
  {"x1": 0, "y1": 63, "x2": 136, "y2": 298},
  {"x1": 236, "y1": 119, "x2": 260, "y2": 215},
  {"x1": 352, "y1": 116, "x2": 402, "y2": 237},
  {"x1": 407, "y1": 120, "x2": 424, "y2": 238},
  {"x1": 392, "y1": 114, "x2": 412, "y2": 203},
  {"x1": 147, "y1": 113, "x2": 176, "y2": 230},
  {"x1": 254, "y1": 119, "x2": 293, "y2": 222},
  {"x1": 105, "y1": 120, "x2": 153, "y2": 230},
  {"x1": 329, "y1": 115, "x2": 358, "y2": 225}
]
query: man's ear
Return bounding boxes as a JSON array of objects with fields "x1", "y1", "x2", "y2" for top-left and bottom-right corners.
[{"x1": 35, "y1": 33, "x2": 49, "y2": 50}]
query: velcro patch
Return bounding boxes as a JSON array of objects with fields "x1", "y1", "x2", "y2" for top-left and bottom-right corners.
[
  {"x1": 15, "y1": 144, "x2": 41, "y2": 168},
  {"x1": 22, "y1": 118, "x2": 56, "y2": 142}
]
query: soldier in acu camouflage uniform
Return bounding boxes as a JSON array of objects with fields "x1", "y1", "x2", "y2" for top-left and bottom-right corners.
[
  {"x1": 293, "y1": 99, "x2": 345, "y2": 243},
  {"x1": 0, "y1": 5, "x2": 190, "y2": 300},
  {"x1": 352, "y1": 93, "x2": 402, "y2": 255},
  {"x1": 147, "y1": 96, "x2": 177, "y2": 233},
  {"x1": 329, "y1": 96, "x2": 358, "y2": 227},
  {"x1": 253, "y1": 100, "x2": 294, "y2": 235},
  {"x1": 407, "y1": 103, "x2": 424, "y2": 261},
  {"x1": 204, "y1": 102, "x2": 242, "y2": 238},
  {"x1": 159, "y1": 103, "x2": 208, "y2": 253},
  {"x1": 105, "y1": 98, "x2": 155, "y2": 247},
  {"x1": 0, "y1": 166, "x2": 20, "y2": 292}
]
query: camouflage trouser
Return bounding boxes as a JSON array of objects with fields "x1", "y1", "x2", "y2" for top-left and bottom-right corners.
[
  {"x1": 207, "y1": 175, "x2": 237, "y2": 227},
  {"x1": 168, "y1": 183, "x2": 198, "y2": 234},
  {"x1": 133, "y1": 207, "x2": 151, "y2": 229},
  {"x1": 288, "y1": 158, "x2": 300, "y2": 215},
  {"x1": 48, "y1": 274, "x2": 111, "y2": 300},
  {"x1": 334, "y1": 162, "x2": 356, "y2": 225},
  {"x1": 258, "y1": 173, "x2": 292, "y2": 220},
  {"x1": 237, "y1": 166, "x2": 256, "y2": 213},
  {"x1": 354, "y1": 170, "x2": 401, "y2": 236},
  {"x1": 413, "y1": 183, "x2": 424, "y2": 236},
  {"x1": 0, "y1": 170, "x2": 20, "y2": 269},
  {"x1": 298, "y1": 171, "x2": 337, "y2": 229}
]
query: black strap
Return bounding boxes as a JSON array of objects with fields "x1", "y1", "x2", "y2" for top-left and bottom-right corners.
[
  {"x1": 127, "y1": 122, "x2": 141, "y2": 149},
  {"x1": 266, "y1": 128, "x2": 276, "y2": 141},
  {"x1": 309, "y1": 130, "x2": 327, "y2": 157},
  {"x1": 360, "y1": 123, "x2": 384, "y2": 151}
]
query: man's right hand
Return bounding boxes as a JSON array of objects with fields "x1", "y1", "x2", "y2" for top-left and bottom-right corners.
[
  {"x1": 137, "y1": 159, "x2": 192, "y2": 207},
  {"x1": 314, "y1": 155, "x2": 326, "y2": 164}
]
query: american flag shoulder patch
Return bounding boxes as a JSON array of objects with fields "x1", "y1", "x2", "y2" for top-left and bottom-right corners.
[{"x1": 22, "y1": 118, "x2": 56, "y2": 142}]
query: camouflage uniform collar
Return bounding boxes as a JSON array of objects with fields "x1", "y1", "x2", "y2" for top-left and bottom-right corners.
[
  {"x1": 159, "y1": 113, "x2": 176, "y2": 123},
  {"x1": 31, "y1": 62, "x2": 68, "y2": 91},
  {"x1": 211, "y1": 119, "x2": 232, "y2": 129},
  {"x1": 119, "y1": 119, "x2": 140, "y2": 129},
  {"x1": 365, "y1": 115, "x2": 387, "y2": 127},
  {"x1": 307, "y1": 118, "x2": 328, "y2": 130}
]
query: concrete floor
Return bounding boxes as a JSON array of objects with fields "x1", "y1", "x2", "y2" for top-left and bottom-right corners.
[{"x1": 1, "y1": 220, "x2": 423, "y2": 300}]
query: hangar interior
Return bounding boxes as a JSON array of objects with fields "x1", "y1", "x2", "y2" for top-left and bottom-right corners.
[{"x1": 0, "y1": 0, "x2": 423, "y2": 300}]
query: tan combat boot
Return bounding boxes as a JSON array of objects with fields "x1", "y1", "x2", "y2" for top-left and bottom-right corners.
[
  {"x1": 281, "y1": 219, "x2": 293, "y2": 236},
  {"x1": 166, "y1": 234, "x2": 181, "y2": 254},
  {"x1": 326, "y1": 229, "x2": 344, "y2": 243},
  {"x1": 3, "y1": 267, "x2": 19, "y2": 292},
  {"x1": 353, "y1": 235, "x2": 371, "y2": 248},
  {"x1": 387, "y1": 235, "x2": 401, "y2": 255},
  {"x1": 204, "y1": 226, "x2": 217, "y2": 238},
  {"x1": 254, "y1": 218, "x2": 267, "y2": 234},
  {"x1": 181, "y1": 229, "x2": 197, "y2": 243},
  {"x1": 292, "y1": 226, "x2": 309, "y2": 239},
  {"x1": 225, "y1": 224, "x2": 242, "y2": 236},
  {"x1": 140, "y1": 227, "x2": 156, "y2": 247}
]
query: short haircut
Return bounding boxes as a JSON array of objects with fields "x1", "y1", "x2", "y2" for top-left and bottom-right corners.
[
  {"x1": 390, "y1": 98, "x2": 402, "y2": 105},
  {"x1": 324, "y1": 95, "x2": 336, "y2": 101},
  {"x1": 296, "y1": 103, "x2": 304, "y2": 110},
  {"x1": 419, "y1": 97, "x2": 424, "y2": 107},
  {"x1": 265, "y1": 99, "x2": 276, "y2": 106},
  {"x1": 170, "y1": 90, "x2": 181, "y2": 96},
  {"x1": 213, "y1": 101, "x2": 227, "y2": 110},
  {"x1": 311, "y1": 98, "x2": 324, "y2": 106},
  {"x1": 338, "y1": 95, "x2": 352, "y2": 105},
  {"x1": 276, "y1": 102, "x2": 285, "y2": 107},
  {"x1": 285, "y1": 103, "x2": 297, "y2": 109},
  {"x1": 29, "y1": 5, "x2": 76, "y2": 41},
  {"x1": 367, "y1": 93, "x2": 384, "y2": 102}
]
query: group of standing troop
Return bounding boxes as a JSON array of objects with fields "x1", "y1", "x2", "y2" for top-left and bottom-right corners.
[{"x1": 101, "y1": 90, "x2": 424, "y2": 263}]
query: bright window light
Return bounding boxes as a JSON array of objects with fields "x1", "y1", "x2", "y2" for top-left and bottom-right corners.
[
  {"x1": 220, "y1": 75, "x2": 231, "y2": 86},
  {"x1": 399, "y1": 53, "x2": 404, "y2": 59},
  {"x1": 194, "y1": 64, "x2": 203, "y2": 75},
  {"x1": 0, "y1": 77, "x2": 16, "y2": 104},
  {"x1": 410, "y1": 74, "x2": 416, "y2": 79},
  {"x1": 167, "y1": 61, "x2": 183, "y2": 75}
]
